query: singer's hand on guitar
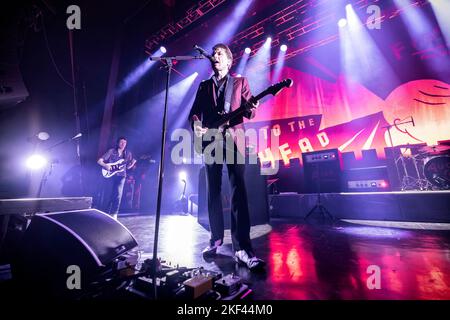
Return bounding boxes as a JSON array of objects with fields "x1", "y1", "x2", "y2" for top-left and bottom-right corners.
[
  {"x1": 192, "y1": 115, "x2": 208, "y2": 138},
  {"x1": 243, "y1": 98, "x2": 259, "y2": 110},
  {"x1": 103, "y1": 163, "x2": 112, "y2": 171}
]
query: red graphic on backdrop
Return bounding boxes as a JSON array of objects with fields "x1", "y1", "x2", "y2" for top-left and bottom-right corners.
[{"x1": 244, "y1": 66, "x2": 450, "y2": 163}]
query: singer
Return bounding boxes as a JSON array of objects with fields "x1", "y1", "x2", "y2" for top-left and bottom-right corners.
[{"x1": 188, "y1": 43, "x2": 264, "y2": 271}]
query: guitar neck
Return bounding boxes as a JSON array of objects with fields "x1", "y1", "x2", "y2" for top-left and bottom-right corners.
[
  {"x1": 209, "y1": 78, "x2": 292, "y2": 129},
  {"x1": 252, "y1": 89, "x2": 270, "y2": 103},
  {"x1": 212, "y1": 92, "x2": 269, "y2": 128}
]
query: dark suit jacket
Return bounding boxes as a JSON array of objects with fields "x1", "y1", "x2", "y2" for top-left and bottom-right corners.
[{"x1": 188, "y1": 75, "x2": 255, "y2": 133}]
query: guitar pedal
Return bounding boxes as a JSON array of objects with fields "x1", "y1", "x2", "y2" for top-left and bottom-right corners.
[{"x1": 215, "y1": 274, "x2": 242, "y2": 296}]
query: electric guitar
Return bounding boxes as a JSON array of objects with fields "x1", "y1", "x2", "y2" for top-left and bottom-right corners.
[
  {"x1": 194, "y1": 78, "x2": 293, "y2": 153},
  {"x1": 102, "y1": 159, "x2": 128, "y2": 178}
]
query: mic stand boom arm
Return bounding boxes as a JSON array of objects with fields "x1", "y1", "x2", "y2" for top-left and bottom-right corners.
[{"x1": 149, "y1": 55, "x2": 205, "y2": 61}]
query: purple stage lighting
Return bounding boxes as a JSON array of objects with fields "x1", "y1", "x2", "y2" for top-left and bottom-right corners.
[
  {"x1": 394, "y1": 0, "x2": 450, "y2": 76},
  {"x1": 273, "y1": 47, "x2": 286, "y2": 82},
  {"x1": 179, "y1": 171, "x2": 187, "y2": 182},
  {"x1": 340, "y1": 3, "x2": 398, "y2": 90},
  {"x1": 160, "y1": 46, "x2": 167, "y2": 54},
  {"x1": 205, "y1": 0, "x2": 254, "y2": 46},
  {"x1": 245, "y1": 36, "x2": 272, "y2": 99},
  {"x1": 338, "y1": 18, "x2": 348, "y2": 28},
  {"x1": 37, "y1": 132, "x2": 50, "y2": 141},
  {"x1": 26, "y1": 154, "x2": 47, "y2": 170},
  {"x1": 280, "y1": 44, "x2": 287, "y2": 52},
  {"x1": 245, "y1": 47, "x2": 251, "y2": 54},
  {"x1": 429, "y1": 0, "x2": 450, "y2": 48},
  {"x1": 115, "y1": 48, "x2": 162, "y2": 96}
]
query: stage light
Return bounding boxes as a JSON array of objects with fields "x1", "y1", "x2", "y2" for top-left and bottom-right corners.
[
  {"x1": 338, "y1": 18, "x2": 348, "y2": 28},
  {"x1": 380, "y1": 181, "x2": 388, "y2": 188},
  {"x1": 160, "y1": 46, "x2": 167, "y2": 54},
  {"x1": 37, "y1": 132, "x2": 50, "y2": 141},
  {"x1": 280, "y1": 44, "x2": 287, "y2": 52},
  {"x1": 340, "y1": 3, "x2": 398, "y2": 93},
  {"x1": 26, "y1": 154, "x2": 47, "y2": 170},
  {"x1": 273, "y1": 46, "x2": 286, "y2": 82},
  {"x1": 167, "y1": 71, "x2": 201, "y2": 130},
  {"x1": 245, "y1": 47, "x2": 251, "y2": 54},
  {"x1": 246, "y1": 34, "x2": 272, "y2": 97},
  {"x1": 345, "y1": 4, "x2": 352, "y2": 10},
  {"x1": 430, "y1": 0, "x2": 450, "y2": 50},
  {"x1": 394, "y1": 0, "x2": 447, "y2": 76},
  {"x1": 116, "y1": 48, "x2": 161, "y2": 96},
  {"x1": 236, "y1": 74, "x2": 242, "y2": 77},
  {"x1": 179, "y1": 171, "x2": 187, "y2": 182}
]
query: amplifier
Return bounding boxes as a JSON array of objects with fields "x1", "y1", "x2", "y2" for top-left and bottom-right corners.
[
  {"x1": 303, "y1": 150, "x2": 339, "y2": 163},
  {"x1": 302, "y1": 149, "x2": 342, "y2": 193},
  {"x1": 347, "y1": 179, "x2": 388, "y2": 190},
  {"x1": 342, "y1": 166, "x2": 390, "y2": 192}
]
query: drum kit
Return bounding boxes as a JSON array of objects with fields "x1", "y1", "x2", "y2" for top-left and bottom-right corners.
[{"x1": 393, "y1": 144, "x2": 450, "y2": 191}]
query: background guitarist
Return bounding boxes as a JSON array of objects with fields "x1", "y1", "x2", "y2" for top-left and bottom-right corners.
[
  {"x1": 97, "y1": 137, "x2": 136, "y2": 219},
  {"x1": 188, "y1": 43, "x2": 264, "y2": 271}
]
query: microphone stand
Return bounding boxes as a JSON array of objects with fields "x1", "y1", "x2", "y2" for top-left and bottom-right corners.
[
  {"x1": 382, "y1": 118, "x2": 414, "y2": 190},
  {"x1": 36, "y1": 134, "x2": 82, "y2": 198},
  {"x1": 44, "y1": 134, "x2": 82, "y2": 151},
  {"x1": 148, "y1": 54, "x2": 204, "y2": 299}
]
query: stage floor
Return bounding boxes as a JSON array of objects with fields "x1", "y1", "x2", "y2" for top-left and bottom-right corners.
[{"x1": 119, "y1": 213, "x2": 450, "y2": 300}]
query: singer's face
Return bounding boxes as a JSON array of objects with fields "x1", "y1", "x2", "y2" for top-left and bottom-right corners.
[{"x1": 212, "y1": 48, "x2": 230, "y2": 72}]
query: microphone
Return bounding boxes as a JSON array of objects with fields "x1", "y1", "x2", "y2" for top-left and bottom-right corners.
[
  {"x1": 72, "y1": 133, "x2": 82, "y2": 140},
  {"x1": 193, "y1": 45, "x2": 216, "y2": 63}
]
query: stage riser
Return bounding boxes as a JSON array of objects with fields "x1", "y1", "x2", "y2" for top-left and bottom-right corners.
[
  {"x1": 0, "y1": 197, "x2": 92, "y2": 215},
  {"x1": 269, "y1": 192, "x2": 450, "y2": 222}
]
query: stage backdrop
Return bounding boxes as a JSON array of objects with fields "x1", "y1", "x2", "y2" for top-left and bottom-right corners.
[
  {"x1": 245, "y1": 70, "x2": 450, "y2": 163},
  {"x1": 242, "y1": 19, "x2": 450, "y2": 164}
]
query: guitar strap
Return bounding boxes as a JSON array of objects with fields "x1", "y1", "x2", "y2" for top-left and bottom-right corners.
[{"x1": 223, "y1": 75, "x2": 234, "y2": 114}]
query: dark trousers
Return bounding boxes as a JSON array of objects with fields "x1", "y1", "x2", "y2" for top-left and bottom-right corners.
[
  {"x1": 108, "y1": 175, "x2": 126, "y2": 215},
  {"x1": 205, "y1": 147, "x2": 252, "y2": 252}
]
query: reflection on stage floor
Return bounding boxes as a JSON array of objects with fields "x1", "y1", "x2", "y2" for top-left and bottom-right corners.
[{"x1": 119, "y1": 213, "x2": 450, "y2": 300}]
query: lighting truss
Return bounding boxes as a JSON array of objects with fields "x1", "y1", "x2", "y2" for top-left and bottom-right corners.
[
  {"x1": 145, "y1": 0, "x2": 228, "y2": 53},
  {"x1": 145, "y1": 0, "x2": 431, "y2": 65}
]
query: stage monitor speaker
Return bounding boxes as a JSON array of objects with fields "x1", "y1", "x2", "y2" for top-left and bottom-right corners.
[
  {"x1": 302, "y1": 149, "x2": 342, "y2": 193},
  {"x1": 12, "y1": 209, "x2": 138, "y2": 298}
]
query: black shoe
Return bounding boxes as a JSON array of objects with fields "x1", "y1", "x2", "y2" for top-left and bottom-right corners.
[
  {"x1": 234, "y1": 250, "x2": 265, "y2": 270},
  {"x1": 202, "y1": 239, "x2": 223, "y2": 258}
]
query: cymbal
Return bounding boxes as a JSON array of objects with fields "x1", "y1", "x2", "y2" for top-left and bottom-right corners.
[{"x1": 418, "y1": 145, "x2": 450, "y2": 154}]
